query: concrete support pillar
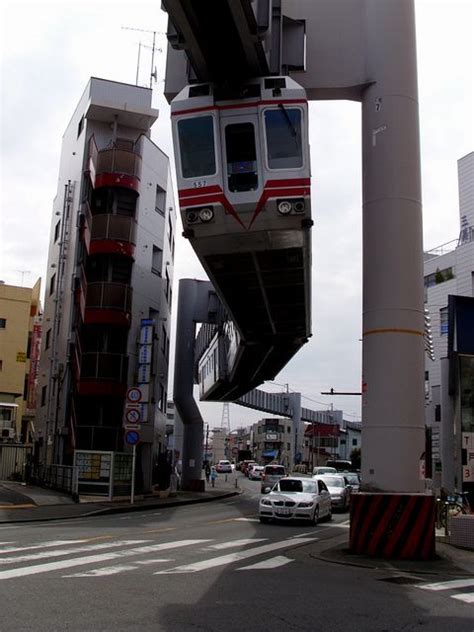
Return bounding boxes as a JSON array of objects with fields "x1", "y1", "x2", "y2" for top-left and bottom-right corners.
[
  {"x1": 361, "y1": 0, "x2": 425, "y2": 493},
  {"x1": 173, "y1": 279, "x2": 214, "y2": 490},
  {"x1": 288, "y1": 392, "x2": 302, "y2": 470}
]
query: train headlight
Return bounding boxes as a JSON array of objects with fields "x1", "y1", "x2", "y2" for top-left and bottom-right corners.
[
  {"x1": 199, "y1": 207, "x2": 214, "y2": 222},
  {"x1": 186, "y1": 210, "x2": 199, "y2": 224},
  {"x1": 277, "y1": 200, "x2": 292, "y2": 215},
  {"x1": 293, "y1": 199, "x2": 305, "y2": 213}
]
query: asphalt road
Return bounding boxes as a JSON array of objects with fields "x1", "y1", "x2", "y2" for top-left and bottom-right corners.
[{"x1": 0, "y1": 474, "x2": 472, "y2": 631}]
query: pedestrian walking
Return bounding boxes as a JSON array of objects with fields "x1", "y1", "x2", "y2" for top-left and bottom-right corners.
[
  {"x1": 205, "y1": 462, "x2": 211, "y2": 483},
  {"x1": 210, "y1": 466, "x2": 217, "y2": 488}
]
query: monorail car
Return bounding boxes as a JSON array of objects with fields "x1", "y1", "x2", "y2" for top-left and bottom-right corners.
[{"x1": 171, "y1": 76, "x2": 312, "y2": 390}]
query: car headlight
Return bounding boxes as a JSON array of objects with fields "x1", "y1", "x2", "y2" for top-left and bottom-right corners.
[
  {"x1": 199, "y1": 207, "x2": 214, "y2": 222},
  {"x1": 261, "y1": 499, "x2": 272, "y2": 506},
  {"x1": 277, "y1": 200, "x2": 292, "y2": 215},
  {"x1": 298, "y1": 502, "x2": 313, "y2": 508}
]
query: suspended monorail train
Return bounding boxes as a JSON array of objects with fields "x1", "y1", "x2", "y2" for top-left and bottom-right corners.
[{"x1": 171, "y1": 76, "x2": 312, "y2": 397}]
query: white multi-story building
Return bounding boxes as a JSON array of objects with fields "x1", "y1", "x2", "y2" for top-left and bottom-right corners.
[
  {"x1": 36, "y1": 78, "x2": 176, "y2": 493},
  {"x1": 424, "y1": 152, "x2": 474, "y2": 488}
]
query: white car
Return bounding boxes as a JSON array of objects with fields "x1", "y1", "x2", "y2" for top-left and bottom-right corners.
[
  {"x1": 215, "y1": 460, "x2": 232, "y2": 473},
  {"x1": 249, "y1": 465, "x2": 264, "y2": 480},
  {"x1": 313, "y1": 474, "x2": 351, "y2": 511},
  {"x1": 259, "y1": 476, "x2": 332, "y2": 524}
]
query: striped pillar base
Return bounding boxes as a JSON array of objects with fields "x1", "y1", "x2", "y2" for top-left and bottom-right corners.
[
  {"x1": 349, "y1": 493, "x2": 435, "y2": 560},
  {"x1": 181, "y1": 479, "x2": 205, "y2": 492}
]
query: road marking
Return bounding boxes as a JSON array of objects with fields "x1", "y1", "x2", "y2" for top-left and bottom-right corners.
[
  {"x1": 420, "y1": 578, "x2": 474, "y2": 591},
  {"x1": 287, "y1": 532, "x2": 315, "y2": 539},
  {"x1": 0, "y1": 540, "x2": 150, "y2": 565},
  {"x1": 142, "y1": 528, "x2": 176, "y2": 535},
  {"x1": 64, "y1": 558, "x2": 174, "y2": 577},
  {"x1": 0, "y1": 539, "x2": 212, "y2": 581},
  {"x1": 201, "y1": 539, "x2": 267, "y2": 551},
  {"x1": 0, "y1": 539, "x2": 89, "y2": 555},
  {"x1": 134, "y1": 558, "x2": 174, "y2": 565},
  {"x1": 154, "y1": 537, "x2": 315, "y2": 575},
  {"x1": 237, "y1": 555, "x2": 294, "y2": 570},
  {"x1": 234, "y1": 518, "x2": 260, "y2": 523},
  {"x1": 451, "y1": 593, "x2": 474, "y2": 604}
]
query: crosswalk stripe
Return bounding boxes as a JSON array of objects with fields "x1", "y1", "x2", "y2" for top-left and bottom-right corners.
[
  {"x1": 0, "y1": 540, "x2": 150, "y2": 565},
  {"x1": 64, "y1": 558, "x2": 174, "y2": 577},
  {"x1": 0, "y1": 540, "x2": 88, "y2": 555},
  {"x1": 154, "y1": 537, "x2": 316, "y2": 575},
  {"x1": 0, "y1": 539, "x2": 212, "y2": 581},
  {"x1": 420, "y1": 578, "x2": 474, "y2": 591},
  {"x1": 234, "y1": 518, "x2": 260, "y2": 523},
  {"x1": 202, "y1": 539, "x2": 267, "y2": 551},
  {"x1": 451, "y1": 593, "x2": 474, "y2": 603},
  {"x1": 237, "y1": 555, "x2": 294, "y2": 570}
]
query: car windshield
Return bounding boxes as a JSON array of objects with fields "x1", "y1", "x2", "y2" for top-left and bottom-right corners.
[
  {"x1": 322, "y1": 477, "x2": 345, "y2": 488},
  {"x1": 278, "y1": 479, "x2": 317, "y2": 494},
  {"x1": 266, "y1": 466, "x2": 285, "y2": 476},
  {"x1": 345, "y1": 474, "x2": 359, "y2": 484}
]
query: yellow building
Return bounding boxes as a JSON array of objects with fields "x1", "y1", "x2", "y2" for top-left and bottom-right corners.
[{"x1": 0, "y1": 279, "x2": 41, "y2": 443}]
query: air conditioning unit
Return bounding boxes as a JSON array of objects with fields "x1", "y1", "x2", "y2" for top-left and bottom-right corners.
[{"x1": 1, "y1": 428, "x2": 15, "y2": 440}]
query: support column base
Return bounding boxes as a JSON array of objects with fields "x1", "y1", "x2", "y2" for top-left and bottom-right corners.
[
  {"x1": 349, "y1": 492, "x2": 435, "y2": 560},
  {"x1": 181, "y1": 479, "x2": 205, "y2": 492}
]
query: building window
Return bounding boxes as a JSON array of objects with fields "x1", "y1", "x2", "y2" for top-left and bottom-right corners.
[
  {"x1": 155, "y1": 185, "x2": 166, "y2": 215},
  {"x1": 435, "y1": 405, "x2": 441, "y2": 422},
  {"x1": 54, "y1": 220, "x2": 61, "y2": 243},
  {"x1": 77, "y1": 115, "x2": 84, "y2": 138},
  {"x1": 165, "y1": 270, "x2": 170, "y2": 303},
  {"x1": 0, "y1": 360, "x2": 3, "y2": 371},
  {"x1": 352, "y1": 438, "x2": 358, "y2": 446},
  {"x1": 0, "y1": 318, "x2": 6, "y2": 329},
  {"x1": 168, "y1": 216, "x2": 173, "y2": 247},
  {"x1": 49, "y1": 274, "x2": 56, "y2": 296},
  {"x1": 45, "y1": 329, "x2": 51, "y2": 350},
  {"x1": 41, "y1": 385, "x2": 47, "y2": 407},
  {"x1": 440, "y1": 306, "x2": 448, "y2": 335},
  {"x1": 151, "y1": 246, "x2": 162, "y2": 276}
]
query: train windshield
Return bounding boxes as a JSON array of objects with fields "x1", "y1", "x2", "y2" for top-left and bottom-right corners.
[
  {"x1": 225, "y1": 123, "x2": 258, "y2": 192},
  {"x1": 264, "y1": 107, "x2": 303, "y2": 169},
  {"x1": 177, "y1": 116, "x2": 216, "y2": 178}
]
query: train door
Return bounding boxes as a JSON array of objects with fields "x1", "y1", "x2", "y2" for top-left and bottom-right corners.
[{"x1": 220, "y1": 113, "x2": 263, "y2": 209}]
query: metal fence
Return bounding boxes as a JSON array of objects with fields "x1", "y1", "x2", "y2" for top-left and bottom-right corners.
[
  {"x1": 31, "y1": 464, "x2": 78, "y2": 498},
  {"x1": 0, "y1": 444, "x2": 32, "y2": 481}
]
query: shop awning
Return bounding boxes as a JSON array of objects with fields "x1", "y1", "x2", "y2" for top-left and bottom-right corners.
[{"x1": 263, "y1": 449, "x2": 278, "y2": 458}]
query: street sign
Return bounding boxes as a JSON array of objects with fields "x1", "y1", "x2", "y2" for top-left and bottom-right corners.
[
  {"x1": 125, "y1": 429, "x2": 140, "y2": 445},
  {"x1": 125, "y1": 408, "x2": 141, "y2": 424},
  {"x1": 126, "y1": 387, "x2": 142, "y2": 403}
]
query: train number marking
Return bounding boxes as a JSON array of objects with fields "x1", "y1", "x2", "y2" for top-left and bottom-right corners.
[{"x1": 193, "y1": 180, "x2": 208, "y2": 188}]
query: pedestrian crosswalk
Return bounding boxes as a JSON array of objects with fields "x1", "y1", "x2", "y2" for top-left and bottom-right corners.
[
  {"x1": 0, "y1": 534, "x2": 315, "y2": 581},
  {"x1": 419, "y1": 577, "x2": 474, "y2": 604}
]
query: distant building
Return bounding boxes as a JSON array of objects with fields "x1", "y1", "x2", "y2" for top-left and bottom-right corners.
[
  {"x1": 302, "y1": 422, "x2": 340, "y2": 468},
  {"x1": 210, "y1": 427, "x2": 227, "y2": 463},
  {"x1": 338, "y1": 421, "x2": 362, "y2": 461},
  {"x1": 0, "y1": 279, "x2": 41, "y2": 443},
  {"x1": 252, "y1": 418, "x2": 294, "y2": 467},
  {"x1": 35, "y1": 78, "x2": 175, "y2": 493},
  {"x1": 424, "y1": 151, "x2": 474, "y2": 489}
]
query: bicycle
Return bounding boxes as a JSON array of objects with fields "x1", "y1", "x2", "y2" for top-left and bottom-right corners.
[{"x1": 437, "y1": 491, "x2": 472, "y2": 530}]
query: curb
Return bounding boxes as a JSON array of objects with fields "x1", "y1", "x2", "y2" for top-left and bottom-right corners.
[{"x1": 0, "y1": 488, "x2": 242, "y2": 525}]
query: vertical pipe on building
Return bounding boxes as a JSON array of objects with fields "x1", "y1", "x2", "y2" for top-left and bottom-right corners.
[
  {"x1": 440, "y1": 357, "x2": 455, "y2": 492},
  {"x1": 361, "y1": 0, "x2": 425, "y2": 492}
]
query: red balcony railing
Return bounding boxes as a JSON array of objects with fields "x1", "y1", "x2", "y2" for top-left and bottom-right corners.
[
  {"x1": 87, "y1": 136, "x2": 142, "y2": 192},
  {"x1": 77, "y1": 352, "x2": 128, "y2": 397},
  {"x1": 90, "y1": 214, "x2": 137, "y2": 257},
  {"x1": 84, "y1": 282, "x2": 132, "y2": 327}
]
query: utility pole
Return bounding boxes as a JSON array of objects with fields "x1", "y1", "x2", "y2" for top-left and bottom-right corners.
[{"x1": 204, "y1": 423, "x2": 209, "y2": 465}]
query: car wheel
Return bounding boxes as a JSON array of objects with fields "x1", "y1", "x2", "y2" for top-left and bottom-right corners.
[
  {"x1": 312, "y1": 506, "x2": 319, "y2": 525},
  {"x1": 259, "y1": 517, "x2": 270, "y2": 524}
]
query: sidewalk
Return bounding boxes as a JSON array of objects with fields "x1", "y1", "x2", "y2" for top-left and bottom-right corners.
[{"x1": 0, "y1": 476, "x2": 240, "y2": 524}]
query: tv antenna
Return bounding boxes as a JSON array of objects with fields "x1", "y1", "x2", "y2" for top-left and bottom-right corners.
[
  {"x1": 121, "y1": 26, "x2": 162, "y2": 88},
  {"x1": 15, "y1": 270, "x2": 31, "y2": 286}
]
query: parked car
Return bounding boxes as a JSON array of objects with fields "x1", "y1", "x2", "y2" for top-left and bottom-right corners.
[
  {"x1": 249, "y1": 465, "x2": 264, "y2": 481},
  {"x1": 261, "y1": 464, "x2": 286, "y2": 493},
  {"x1": 259, "y1": 476, "x2": 332, "y2": 524},
  {"x1": 343, "y1": 472, "x2": 360, "y2": 492},
  {"x1": 325, "y1": 459, "x2": 354, "y2": 472},
  {"x1": 313, "y1": 474, "x2": 351, "y2": 511},
  {"x1": 312, "y1": 466, "x2": 337, "y2": 475},
  {"x1": 215, "y1": 460, "x2": 232, "y2": 473}
]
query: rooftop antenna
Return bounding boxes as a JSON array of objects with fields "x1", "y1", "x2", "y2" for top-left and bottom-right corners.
[
  {"x1": 15, "y1": 270, "x2": 31, "y2": 286},
  {"x1": 221, "y1": 402, "x2": 231, "y2": 433},
  {"x1": 121, "y1": 26, "x2": 162, "y2": 88}
]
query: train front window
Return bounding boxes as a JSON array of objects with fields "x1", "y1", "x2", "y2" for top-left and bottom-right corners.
[
  {"x1": 225, "y1": 123, "x2": 258, "y2": 192},
  {"x1": 178, "y1": 116, "x2": 216, "y2": 178},
  {"x1": 265, "y1": 107, "x2": 303, "y2": 169}
]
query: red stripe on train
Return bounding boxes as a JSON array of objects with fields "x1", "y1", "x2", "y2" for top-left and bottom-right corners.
[{"x1": 171, "y1": 99, "x2": 307, "y2": 117}]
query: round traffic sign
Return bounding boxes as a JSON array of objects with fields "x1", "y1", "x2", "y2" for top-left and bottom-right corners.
[
  {"x1": 126, "y1": 387, "x2": 142, "y2": 403},
  {"x1": 125, "y1": 408, "x2": 140, "y2": 424},
  {"x1": 125, "y1": 429, "x2": 140, "y2": 445}
]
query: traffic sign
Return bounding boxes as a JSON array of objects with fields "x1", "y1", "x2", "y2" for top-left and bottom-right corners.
[
  {"x1": 125, "y1": 408, "x2": 141, "y2": 424},
  {"x1": 125, "y1": 429, "x2": 140, "y2": 445},
  {"x1": 126, "y1": 387, "x2": 142, "y2": 403}
]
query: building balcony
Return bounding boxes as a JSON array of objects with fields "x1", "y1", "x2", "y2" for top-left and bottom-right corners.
[
  {"x1": 81, "y1": 204, "x2": 137, "y2": 258},
  {"x1": 77, "y1": 352, "x2": 128, "y2": 397},
  {"x1": 84, "y1": 282, "x2": 132, "y2": 327},
  {"x1": 88, "y1": 136, "x2": 142, "y2": 192}
]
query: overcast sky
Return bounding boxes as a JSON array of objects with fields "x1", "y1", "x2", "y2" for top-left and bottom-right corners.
[{"x1": 1, "y1": 0, "x2": 473, "y2": 430}]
